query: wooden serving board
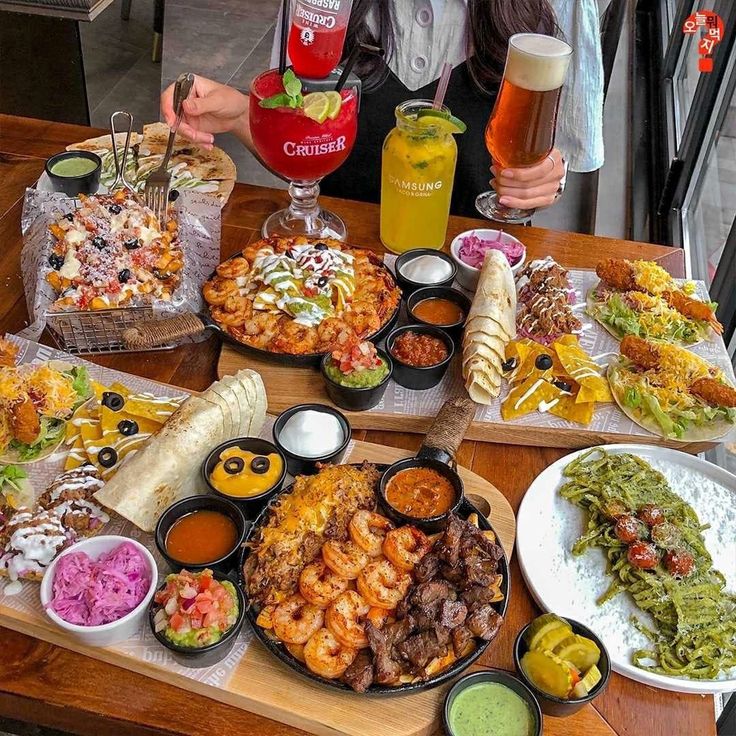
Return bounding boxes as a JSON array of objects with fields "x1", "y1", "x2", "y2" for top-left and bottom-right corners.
[
  {"x1": 0, "y1": 440, "x2": 515, "y2": 736},
  {"x1": 218, "y1": 346, "x2": 717, "y2": 454}
]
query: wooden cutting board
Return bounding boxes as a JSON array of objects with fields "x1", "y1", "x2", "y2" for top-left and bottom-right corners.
[
  {"x1": 0, "y1": 440, "x2": 515, "y2": 736},
  {"x1": 217, "y1": 346, "x2": 715, "y2": 454}
]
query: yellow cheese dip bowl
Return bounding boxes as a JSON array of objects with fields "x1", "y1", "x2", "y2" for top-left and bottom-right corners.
[{"x1": 203, "y1": 438, "x2": 287, "y2": 517}]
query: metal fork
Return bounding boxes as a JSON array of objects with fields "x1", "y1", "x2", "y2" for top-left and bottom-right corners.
[
  {"x1": 109, "y1": 110, "x2": 135, "y2": 191},
  {"x1": 144, "y1": 72, "x2": 194, "y2": 221}
]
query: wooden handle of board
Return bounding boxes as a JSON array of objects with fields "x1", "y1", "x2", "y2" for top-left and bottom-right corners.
[
  {"x1": 122, "y1": 313, "x2": 206, "y2": 349},
  {"x1": 419, "y1": 396, "x2": 476, "y2": 466}
]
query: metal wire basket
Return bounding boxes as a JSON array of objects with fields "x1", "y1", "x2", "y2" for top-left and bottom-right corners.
[{"x1": 45, "y1": 306, "x2": 177, "y2": 355}]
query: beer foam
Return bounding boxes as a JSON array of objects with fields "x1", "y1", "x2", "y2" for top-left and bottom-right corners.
[{"x1": 505, "y1": 33, "x2": 571, "y2": 92}]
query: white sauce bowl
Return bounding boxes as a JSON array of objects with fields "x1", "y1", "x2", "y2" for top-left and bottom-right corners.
[
  {"x1": 39, "y1": 535, "x2": 157, "y2": 648},
  {"x1": 450, "y1": 229, "x2": 527, "y2": 291}
]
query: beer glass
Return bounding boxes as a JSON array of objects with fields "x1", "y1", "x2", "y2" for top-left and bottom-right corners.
[{"x1": 476, "y1": 33, "x2": 572, "y2": 224}]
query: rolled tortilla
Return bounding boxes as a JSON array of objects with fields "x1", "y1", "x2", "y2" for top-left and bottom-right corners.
[
  {"x1": 94, "y1": 371, "x2": 266, "y2": 532},
  {"x1": 462, "y1": 249, "x2": 516, "y2": 404}
]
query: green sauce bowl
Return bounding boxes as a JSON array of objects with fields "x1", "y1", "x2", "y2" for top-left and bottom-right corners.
[{"x1": 45, "y1": 151, "x2": 102, "y2": 197}]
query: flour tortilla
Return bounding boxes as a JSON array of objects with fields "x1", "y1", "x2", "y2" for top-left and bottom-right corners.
[
  {"x1": 608, "y1": 362, "x2": 735, "y2": 442},
  {"x1": 66, "y1": 131, "x2": 143, "y2": 153},
  {"x1": 237, "y1": 370, "x2": 266, "y2": 436},
  {"x1": 93, "y1": 394, "x2": 225, "y2": 532},
  {"x1": 462, "y1": 250, "x2": 517, "y2": 405}
]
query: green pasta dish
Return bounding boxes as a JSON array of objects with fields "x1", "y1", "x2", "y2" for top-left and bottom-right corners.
[{"x1": 560, "y1": 448, "x2": 736, "y2": 680}]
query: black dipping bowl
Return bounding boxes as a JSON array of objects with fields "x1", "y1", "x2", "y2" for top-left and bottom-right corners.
[
  {"x1": 202, "y1": 437, "x2": 287, "y2": 517},
  {"x1": 155, "y1": 495, "x2": 246, "y2": 574},
  {"x1": 45, "y1": 151, "x2": 102, "y2": 197},
  {"x1": 378, "y1": 456, "x2": 463, "y2": 533},
  {"x1": 514, "y1": 617, "x2": 611, "y2": 717},
  {"x1": 407, "y1": 286, "x2": 471, "y2": 341},
  {"x1": 149, "y1": 570, "x2": 245, "y2": 668},
  {"x1": 443, "y1": 669, "x2": 543, "y2": 736},
  {"x1": 320, "y1": 348, "x2": 393, "y2": 412},
  {"x1": 386, "y1": 324, "x2": 454, "y2": 391},
  {"x1": 272, "y1": 403, "x2": 352, "y2": 476},
  {"x1": 394, "y1": 249, "x2": 457, "y2": 295}
]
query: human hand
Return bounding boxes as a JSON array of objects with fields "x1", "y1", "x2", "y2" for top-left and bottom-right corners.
[
  {"x1": 161, "y1": 74, "x2": 249, "y2": 149},
  {"x1": 490, "y1": 148, "x2": 565, "y2": 210}
]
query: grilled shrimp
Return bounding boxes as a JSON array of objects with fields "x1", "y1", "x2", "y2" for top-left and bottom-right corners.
[
  {"x1": 322, "y1": 540, "x2": 369, "y2": 580},
  {"x1": 356, "y1": 559, "x2": 411, "y2": 610},
  {"x1": 216, "y1": 256, "x2": 250, "y2": 279},
  {"x1": 325, "y1": 590, "x2": 371, "y2": 649},
  {"x1": 303, "y1": 628, "x2": 358, "y2": 679},
  {"x1": 202, "y1": 278, "x2": 239, "y2": 306},
  {"x1": 596, "y1": 259, "x2": 637, "y2": 291},
  {"x1": 298, "y1": 559, "x2": 350, "y2": 608},
  {"x1": 382, "y1": 526, "x2": 432, "y2": 572},
  {"x1": 272, "y1": 594, "x2": 325, "y2": 644},
  {"x1": 690, "y1": 378, "x2": 736, "y2": 408},
  {"x1": 663, "y1": 290, "x2": 723, "y2": 334},
  {"x1": 271, "y1": 320, "x2": 319, "y2": 354},
  {"x1": 349, "y1": 510, "x2": 394, "y2": 557}
]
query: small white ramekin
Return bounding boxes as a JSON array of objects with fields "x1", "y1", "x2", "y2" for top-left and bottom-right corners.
[
  {"x1": 450, "y1": 229, "x2": 527, "y2": 291},
  {"x1": 40, "y1": 535, "x2": 157, "y2": 647}
]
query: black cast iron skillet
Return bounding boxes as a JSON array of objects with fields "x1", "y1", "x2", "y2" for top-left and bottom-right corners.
[
  {"x1": 237, "y1": 398, "x2": 510, "y2": 696},
  {"x1": 121, "y1": 247, "x2": 401, "y2": 366}
]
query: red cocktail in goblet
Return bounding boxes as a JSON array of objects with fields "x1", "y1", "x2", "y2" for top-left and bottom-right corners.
[{"x1": 250, "y1": 69, "x2": 358, "y2": 239}]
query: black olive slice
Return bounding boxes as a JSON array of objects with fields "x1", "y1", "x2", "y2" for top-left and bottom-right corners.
[
  {"x1": 117, "y1": 419, "x2": 138, "y2": 436},
  {"x1": 501, "y1": 357, "x2": 518, "y2": 372},
  {"x1": 250, "y1": 456, "x2": 270, "y2": 474},
  {"x1": 553, "y1": 379, "x2": 573, "y2": 393},
  {"x1": 535, "y1": 354, "x2": 553, "y2": 371},
  {"x1": 102, "y1": 391, "x2": 125, "y2": 411},
  {"x1": 224, "y1": 457, "x2": 245, "y2": 475},
  {"x1": 98, "y1": 447, "x2": 118, "y2": 468}
]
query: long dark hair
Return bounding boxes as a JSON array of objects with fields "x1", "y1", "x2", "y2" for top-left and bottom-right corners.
[{"x1": 343, "y1": 0, "x2": 558, "y2": 94}]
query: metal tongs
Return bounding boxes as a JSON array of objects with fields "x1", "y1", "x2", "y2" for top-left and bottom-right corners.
[
  {"x1": 109, "y1": 110, "x2": 135, "y2": 191},
  {"x1": 144, "y1": 72, "x2": 195, "y2": 221}
]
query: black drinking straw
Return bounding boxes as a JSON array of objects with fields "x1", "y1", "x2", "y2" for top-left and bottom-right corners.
[
  {"x1": 278, "y1": 0, "x2": 290, "y2": 74},
  {"x1": 335, "y1": 43, "x2": 384, "y2": 91}
]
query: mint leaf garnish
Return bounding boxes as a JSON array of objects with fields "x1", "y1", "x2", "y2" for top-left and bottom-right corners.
[{"x1": 259, "y1": 69, "x2": 304, "y2": 109}]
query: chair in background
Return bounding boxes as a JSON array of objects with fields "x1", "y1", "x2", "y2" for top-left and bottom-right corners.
[{"x1": 121, "y1": 0, "x2": 164, "y2": 62}]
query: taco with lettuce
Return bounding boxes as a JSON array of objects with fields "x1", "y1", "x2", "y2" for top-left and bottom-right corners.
[{"x1": 608, "y1": 335, "x2": 736, "y2": 441}]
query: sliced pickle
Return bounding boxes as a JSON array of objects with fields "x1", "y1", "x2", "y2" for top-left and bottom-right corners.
[
  {"x1": 524, "y1": 613, "x2": 572, "y2": 651},
  {"x1": 554, "y1": 634, "x2": 601, "y2": 672},
  {"x1": 520, "y1": 649, "x2": 575, "y2": 699},
  {"x1": 536, "y1": 626, "x2": 576, "y2": 653},
  {"x1": 571, "y1": 664, "x2": 603, "y2": 699}
]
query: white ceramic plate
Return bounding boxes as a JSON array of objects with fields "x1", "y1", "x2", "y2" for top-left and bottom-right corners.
[{"x1": 516, "y1": 443, "x2": 736, "y2": 694}]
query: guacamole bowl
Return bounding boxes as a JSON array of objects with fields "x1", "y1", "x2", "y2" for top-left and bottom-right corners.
[{"x1": 320, "y1": 348, "x2": 393, "y2": 412}]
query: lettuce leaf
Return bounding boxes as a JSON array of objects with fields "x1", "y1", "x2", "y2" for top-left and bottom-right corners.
[
  {"x1": 9, "y1": 417, "x2": 65, "y2": 461},
  {"x1": 69, "y1": 366, "x2": 91, "y2": 404}
]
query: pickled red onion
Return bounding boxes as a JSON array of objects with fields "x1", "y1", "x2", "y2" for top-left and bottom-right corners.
[{"x1": 457, "y1": 231, "x2": 524, "y2": 268}]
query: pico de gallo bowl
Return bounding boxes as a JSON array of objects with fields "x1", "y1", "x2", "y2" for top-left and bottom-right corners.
[
  {"x1": 149, "y1": 568, "x2": 245, "y2": 668},
  {"x1": 320, "y1": 337, "x2": 393, "y2": 412}
]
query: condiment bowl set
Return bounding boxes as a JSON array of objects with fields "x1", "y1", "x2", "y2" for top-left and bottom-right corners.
[
  {"x1": 40, "y1": 535, "x2": 158, "y2": 648},
  {"x1": 513, "y1": 617, "x2": 611, "y2": 717},
  {"x1": 272, "y1": 403, "x2": 352, "y2": 476},
  {"x1": 393, "y1": 248, "x2": 457, "y2": 295},
  {"x1": 386, "y1": 324, "x2": 455, "y2": 390},
  {"x1": 320, "y1": 348, "x2": 394, "y2": 411},
  {"x1": 202, "y1": 437, "x2": 287, "y2": 516},
  {"x1": 154, "y1": 494, "x2": 247, "y2": 574}
]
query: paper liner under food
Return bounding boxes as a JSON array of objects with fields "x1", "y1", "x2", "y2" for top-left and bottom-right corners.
[
  {"x1": 19, "y1": 188, "x2": 221, "y2": 344},
  {"x1": 382, "y1": 257, "x2": 736, "y2": 444}
]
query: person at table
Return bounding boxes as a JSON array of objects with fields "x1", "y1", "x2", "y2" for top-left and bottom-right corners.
[{"x1": 161, "y1": 0, "x2": 603, "y2": 218}]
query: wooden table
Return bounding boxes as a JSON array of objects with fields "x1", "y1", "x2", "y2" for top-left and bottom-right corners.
[{"x1": 0, "y1": 114, "x2": 715, "y2": 736}]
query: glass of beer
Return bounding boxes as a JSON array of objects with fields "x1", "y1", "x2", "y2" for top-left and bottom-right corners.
[{"x1": 476, "y1": 33, "x2": 572, "y2": 224}]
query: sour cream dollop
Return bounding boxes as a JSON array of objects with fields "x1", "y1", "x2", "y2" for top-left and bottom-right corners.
[
  {"x1": 278, "y1": 410, "x2": 345, "y2": 458},
  {"x1": 399, "y1": 255, "x2": 453, "y2": 284}
]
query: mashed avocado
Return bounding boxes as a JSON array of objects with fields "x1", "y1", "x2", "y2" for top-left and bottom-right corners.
[{"x1": 324, "y1": 357, "x2": 389, "y2": 388}]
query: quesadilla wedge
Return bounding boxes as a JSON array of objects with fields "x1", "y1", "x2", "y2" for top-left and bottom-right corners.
[{"x1": 608, "y1": 336, "x2": 736, "y2": 441}]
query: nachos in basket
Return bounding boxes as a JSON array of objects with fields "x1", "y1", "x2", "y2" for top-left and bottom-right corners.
[
  {"x1": 46, "y1": 190, "x2": 182, "y2": 311},
  {"x1": 608, "y1": 336, "x2": 736, "y2": 440}
]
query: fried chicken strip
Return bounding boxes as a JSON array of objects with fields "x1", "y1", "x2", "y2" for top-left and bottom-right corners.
[
  {"x1": 596, "y1": 259, "x2": 637, "y2": 291},
  {"x1": 663, "y1": 290, "x2": 723, "y2": 334},
  {"x1": 10, "y1": 396, "x2": 40, "y2": 444},
  {"x1": 690, "y1": 378, "x2": 736, "y2": 408},
  {"x1": 619, "y1": 335, "x2": 660, "y2": 370},
  {"x1": 0, "y1": 338, "x2": 18, "y2": 368}
]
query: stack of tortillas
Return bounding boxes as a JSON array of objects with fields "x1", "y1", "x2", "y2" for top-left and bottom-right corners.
[
  {"x1": 94, "y1": 369, "x2": 265, "y2": 532},
  {"x1": 462, "y1": 249, "x2": 517, "y2": 404}
]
